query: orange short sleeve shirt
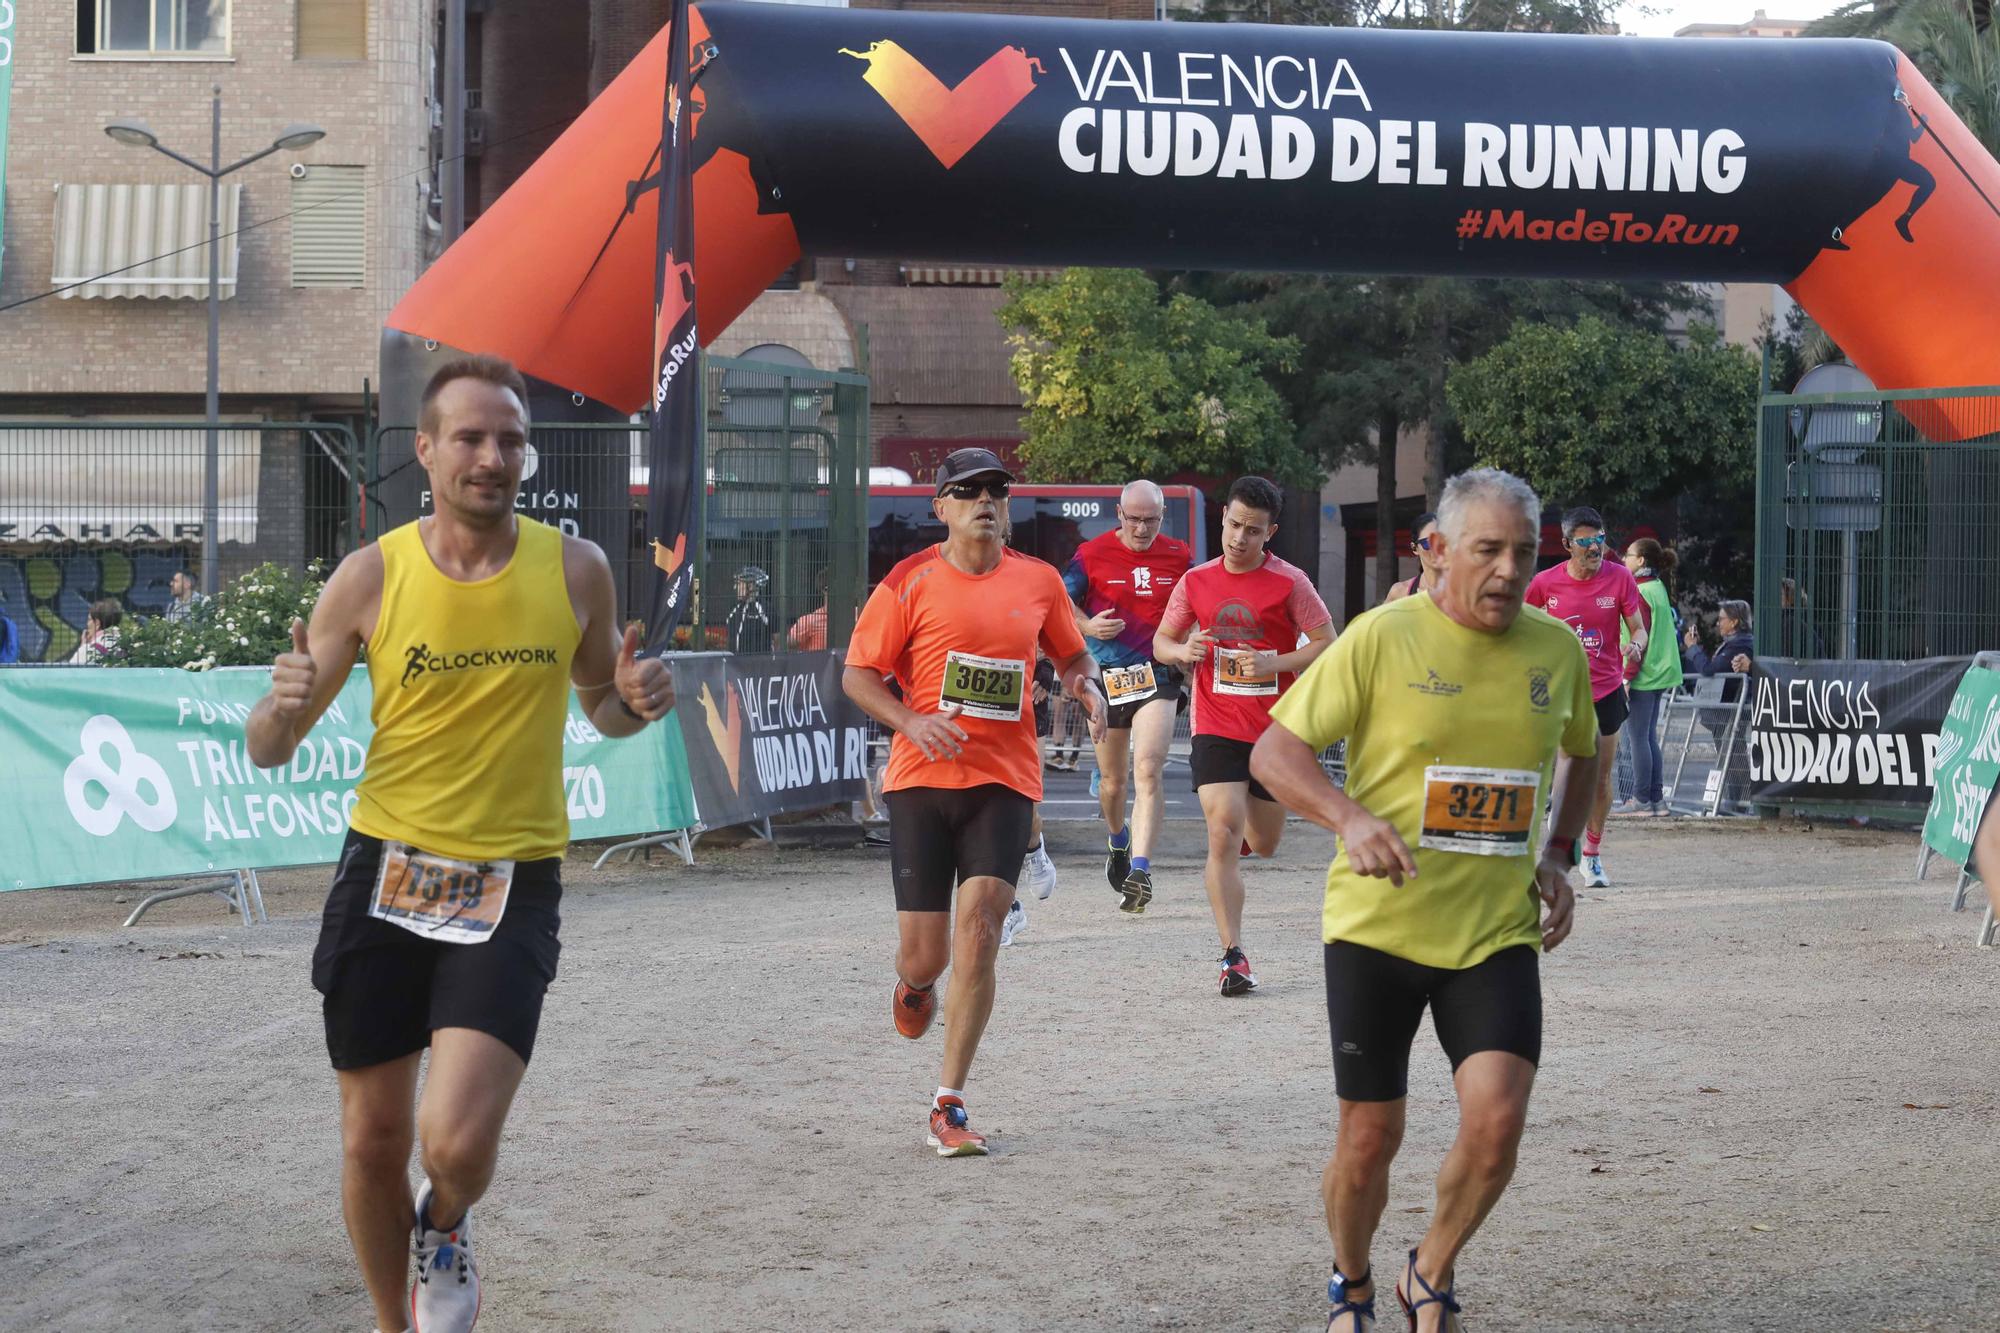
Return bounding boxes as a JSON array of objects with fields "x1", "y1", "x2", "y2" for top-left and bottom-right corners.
[{"x1": 847, "y1": 546, "x2": 1087, "y2": 802}]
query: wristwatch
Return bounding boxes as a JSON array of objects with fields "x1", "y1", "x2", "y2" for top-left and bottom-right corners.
[{"x1": 1545, "y1": 834, "x2": 1580, "y2": 868}]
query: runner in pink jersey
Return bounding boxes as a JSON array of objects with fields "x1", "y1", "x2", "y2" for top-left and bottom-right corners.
[{"x1": 1523, "y1": 506, "x2": 1649, "y2": 890}]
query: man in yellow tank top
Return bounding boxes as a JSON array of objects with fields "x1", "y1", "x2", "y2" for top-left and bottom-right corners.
[{"x1": 246, "y1": 356, "x2": 675, "y2": 1333}]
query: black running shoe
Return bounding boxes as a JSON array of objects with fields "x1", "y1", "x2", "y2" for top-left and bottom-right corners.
[
  {"x1": 1106, "y1": 840, "x2": 1132, "y2": 894},
  {"x1": 1119, "y1": 866, "x2": 1154, "y2": 915},
  {"x1": 1219, "y1": 946, "x2": 1258, "y2": 997}
]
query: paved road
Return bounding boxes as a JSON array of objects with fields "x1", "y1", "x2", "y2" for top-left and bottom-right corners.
[{"x1": 1034, "y1": 752, "x2": 1206, "y2": 822}]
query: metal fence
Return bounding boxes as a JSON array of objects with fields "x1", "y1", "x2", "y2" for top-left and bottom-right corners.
[
  {"x1": 0, "y1": 420, "x2": 360, "y2": 663},
  {"x1": 701, "y1": 356, "x2": 870, "y2": 654},
  {"x1": 1755, "y1": 386, "x2": 2000, "y2": 660},
  {"x1": 365, "y1": 354, "x2": 870, "y2": 651}
]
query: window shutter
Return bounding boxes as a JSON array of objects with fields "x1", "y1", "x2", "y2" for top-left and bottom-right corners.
[
  {"x1": 297, "y1": 0, "x2": 366, "y2": 59},
  {"x1": 290, "y1": 166, "x2": 366, "y2": 288}
]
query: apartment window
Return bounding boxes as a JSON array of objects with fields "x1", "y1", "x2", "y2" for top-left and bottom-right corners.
[
  {"x1": 291, "y1": 165, "x2": 366, "y2": 288},
  {"x1": 78, "y1": 0, "x2": 229, "y2": 55},
  {"x1": 297, "y1": 0, "x2": 365, "y2": 60}
]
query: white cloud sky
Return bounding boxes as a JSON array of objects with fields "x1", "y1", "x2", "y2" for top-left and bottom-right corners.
[{"x1": 1614, "y1": 0, "x2": 1852, "y2": 38}]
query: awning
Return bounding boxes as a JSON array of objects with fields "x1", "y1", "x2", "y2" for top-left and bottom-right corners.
[
  {"x1": 0, "y1": 420, "x2": 260, "y2": 544},
  {"x1": 52, "y1": 182, "x2": 241, "y2": 300},
  {"x1": 900, "y1": 265, "x2": 1061, "y2": 286}
]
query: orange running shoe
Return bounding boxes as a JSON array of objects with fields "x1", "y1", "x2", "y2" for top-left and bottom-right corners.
[
  {"x1": 926, "y1": 1096, "x2": 989, "y2": 1157},
  {"x1": 893, "y1": 979, "x2": 936, "y2": 1039}
]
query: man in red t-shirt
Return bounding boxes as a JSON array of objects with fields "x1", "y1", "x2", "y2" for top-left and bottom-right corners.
[
  {"x1": 1063, "y1": 479, "x2": 1194, "y2": 914},
  {"x1": 844, "y1": 447, "x2": 1105, "y2": 1156},
  {"x1": 1155, "y1": 476, "x2": 1334, "y2": 996},
  {"x1": 1523, "y1": 505, "x2": 1648, "y2": 891}
]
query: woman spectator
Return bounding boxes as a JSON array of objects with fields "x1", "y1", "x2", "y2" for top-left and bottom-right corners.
[
  {"x1": 1383, "y1": 511, "x2": 1442, "y2": 603},
  {"x1": 1615, "y1": 538, "x2": 1682, "y2": 816},
  {"x1": 1684, "y1": 599, "x2": 1757, "y2": 809},
  {"x1": 68, "y1": 599, "x2": 124, "y2": 665},
  {"x1": 1684, "y1": 599, "x2": 1756, "y2": 683}
]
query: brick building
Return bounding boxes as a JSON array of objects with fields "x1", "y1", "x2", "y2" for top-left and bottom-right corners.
[{"x1": 0, "y1": 0, "x2": 432, "y2": 657}]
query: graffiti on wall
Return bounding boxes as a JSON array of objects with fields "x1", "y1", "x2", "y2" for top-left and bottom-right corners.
[{"x1": 0, "y1": 549, "x2": 186, "y2": 663}]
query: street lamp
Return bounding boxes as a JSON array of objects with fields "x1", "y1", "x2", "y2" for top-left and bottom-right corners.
[{"x1": 106, "y1": 88, "x2": 325, "y2": 597}]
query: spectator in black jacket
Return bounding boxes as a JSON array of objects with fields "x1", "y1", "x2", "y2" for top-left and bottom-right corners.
[
  {"x1": 1684, "y1": 599, "x2": 1756, "y2": 808},
  {"x1": 1684, "y1": 600, "x2": 1756, "y2": 684}
]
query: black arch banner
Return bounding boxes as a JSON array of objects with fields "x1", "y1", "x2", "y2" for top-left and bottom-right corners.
[{"x1": 391, "y1": 4, "x2": 2000, "y2": 439}]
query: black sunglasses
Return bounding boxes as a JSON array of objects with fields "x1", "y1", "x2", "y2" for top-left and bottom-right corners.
[{"x1": 941, "y1": 479, "x2": 1010, "y2": 500}]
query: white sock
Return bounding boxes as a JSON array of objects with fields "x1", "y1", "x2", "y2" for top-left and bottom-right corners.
[{"x1": 934, "y1": 1085, "x2": 964, "y2": 1108}]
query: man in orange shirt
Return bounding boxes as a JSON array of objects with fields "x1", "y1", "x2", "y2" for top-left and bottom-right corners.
[{"x1": 844, "y1": 448, "x2": 1106, "y2": 1156}]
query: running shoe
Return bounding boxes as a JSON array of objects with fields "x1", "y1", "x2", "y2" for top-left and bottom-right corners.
[
  {"x1": 1119, "y1": 866, "x2": 1154, "y2": 915},
  {"x1": 1582, "y1": 855, "x2": 1610, "y2": 889},
  {"x1": 1000, "y1": 899, "x2": 1027, "y2": 947},
  {"x1": 1021, "y1": 840, "x2": 1059, "y2": 901},
  {"x1": 926, "y1": 1096, "x2": 989, "y2": 1157},
  {"x1": 893, "y1": 978, "x2": 936, "y2": 1039},
  {"x1": 411, "y1": 1182, "x2": 480, "y2": 1333},
  {"x1": 1105, "y1": 838, "x2": 1132, "y2": 894},
  {"x1": 1219, "y1": 946, "x2": 1258, "y2": 997}
]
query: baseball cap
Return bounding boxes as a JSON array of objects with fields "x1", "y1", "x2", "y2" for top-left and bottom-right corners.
[{"x1": 934, "y1": 447, "x2": 1013, "y2": 495}]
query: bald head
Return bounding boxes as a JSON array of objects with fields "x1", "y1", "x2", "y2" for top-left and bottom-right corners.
[{"x1": 1115, "y1": 479, "x2": 1165, "y2": 551}]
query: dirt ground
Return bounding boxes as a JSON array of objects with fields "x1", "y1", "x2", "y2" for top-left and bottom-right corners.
[{"x1": 2, "y1": 815, "x2": 1996, "y2": 1332}]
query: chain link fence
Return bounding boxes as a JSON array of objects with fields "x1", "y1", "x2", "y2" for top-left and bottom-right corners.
[
  {"x1": 1756, "y1": 386, "x2": 2000, "y2": 660},
  {"x1": 0, "y1": 421, "x2": 359, "y2": 663}
]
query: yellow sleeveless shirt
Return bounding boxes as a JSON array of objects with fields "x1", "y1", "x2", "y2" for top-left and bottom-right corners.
[{"x1": 350, "y1": 517, "x2": 582, "y2": 861}]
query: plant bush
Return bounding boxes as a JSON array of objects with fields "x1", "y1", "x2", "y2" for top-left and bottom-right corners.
[{"x1": 115, "y1": 561, "x2": 328, "y2": 670}]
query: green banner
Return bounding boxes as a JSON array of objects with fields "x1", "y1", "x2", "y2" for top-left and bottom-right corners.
[
  {"x1": 0, "y1": 0, "x2": 12, "y2": 284},
  {"x1": 1921, "y1": 665, "x2": 2000, "y2": 867},
  {"x1": 0, "y1": 666, "x2": 697, "y2": 892}
]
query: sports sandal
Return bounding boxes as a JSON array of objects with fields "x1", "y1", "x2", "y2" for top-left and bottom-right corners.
[
  {"x1": 1327, "y1": 1266, "x2": 1376, "y2": 1331},
  {"x1": 1395, "y1": 1248, "x2": 1461, "y2": 1332}
]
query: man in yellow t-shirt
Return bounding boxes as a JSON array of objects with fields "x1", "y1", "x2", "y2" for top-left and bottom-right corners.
[{"x1": 1251, "y1": 468, "x2": 1598, "y2": 1333}]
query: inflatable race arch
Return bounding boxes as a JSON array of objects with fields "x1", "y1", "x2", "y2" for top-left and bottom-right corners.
[{"x1": 389, "y1": 3, "x2": 2000, "y2": 439}]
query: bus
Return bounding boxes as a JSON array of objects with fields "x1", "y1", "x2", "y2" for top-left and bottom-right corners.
[{"x1": 869, "y1": 483, "x2": 1207, "y2": 584}]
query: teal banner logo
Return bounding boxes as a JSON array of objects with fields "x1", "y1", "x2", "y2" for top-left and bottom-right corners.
[
  {"x1": 0, "y1": 667, "x2": 696, "y2": 892},
  {"x1": 1923, "y1": 665, "x2": 2000, "y2": 867}
]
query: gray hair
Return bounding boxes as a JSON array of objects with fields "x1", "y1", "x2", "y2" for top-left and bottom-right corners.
[
  {"x1": 1437, "y1": 468, "x2": 1541, "y2": 542},
  {"x1": 1719, "y1": 599, "x2": 1752, "y2": 631},
  {"x1": 1119, "y1": 479, "x2": 1164, "y2": 510}
]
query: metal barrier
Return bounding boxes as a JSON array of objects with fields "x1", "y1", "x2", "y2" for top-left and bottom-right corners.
[
  {"x1": 1755, "y1": 385, "x2": 2000, "y2": 661},
  {"x1": 0, "y1": 420, "x2": 360, "y2": 663},
  {"x1": 1658, "y1": 673, "x2": 1753, "y2": 817}
]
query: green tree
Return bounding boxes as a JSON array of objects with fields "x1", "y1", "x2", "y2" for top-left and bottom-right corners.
[
  {"x1": 999, "y1": 267, "x2": 1316, "y2": 486},
  {"x1": 1447, "y1": 317, "x2": 1759, "y2": 514}
]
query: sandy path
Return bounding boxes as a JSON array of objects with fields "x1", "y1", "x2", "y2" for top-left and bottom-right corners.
[{"x1": 2, "y1": 816, "x2": 1995, "y2": 1331}]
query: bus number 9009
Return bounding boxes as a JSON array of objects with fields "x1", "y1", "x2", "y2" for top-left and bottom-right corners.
[{"x1": 1060, "y1": 501, "x2": 1100, "y2": 519}]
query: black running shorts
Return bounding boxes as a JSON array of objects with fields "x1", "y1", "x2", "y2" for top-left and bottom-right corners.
[
  {"x1": 312, "y1": 830, "x2": 563, "y2": 1071},
  {"x1": 1105, "y1": 663, "x2": 1184, "y2": 732},
  {"x1": 1593, "y1": 685, "x2": 1631, "y2": 737},
  {"x1": 884, "y1": 783, "x2": 1035, "y2": 912},
  {"x1": 1189, "y1": 733, "x2": 1276, "y2": 804},
  {"x1": 1322, "y1": 941, "x2": 1541, "y2": 1102}
]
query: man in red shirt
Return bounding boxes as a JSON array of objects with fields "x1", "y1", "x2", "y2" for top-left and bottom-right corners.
[
  {"x1": 1523, "y1": 506, "x2": 1648, "y2": 890},
  {"x1": 1155, "y1": 476, "x2": 1334, "y2": 996},
  {"x1": 1063, "y1": 479, "x2": 1194, "y2": 914},
  {"x1": 844, "y1": 448, "x2": 1105, "y2": 1155}
]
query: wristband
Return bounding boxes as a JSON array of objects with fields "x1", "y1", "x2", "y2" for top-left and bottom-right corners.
[{"x1": 1545, "y1": 834, "x2": 1579, "y2": 868}]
